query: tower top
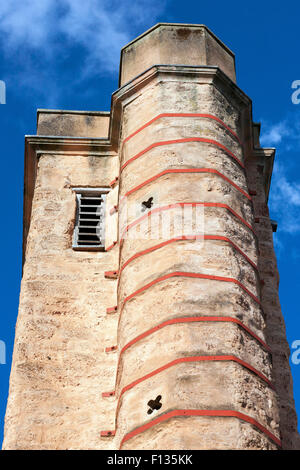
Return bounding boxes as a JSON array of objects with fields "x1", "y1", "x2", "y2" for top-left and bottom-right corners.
[{"x1": 119, "y1": 23, "x2": 236, "y2": 86}]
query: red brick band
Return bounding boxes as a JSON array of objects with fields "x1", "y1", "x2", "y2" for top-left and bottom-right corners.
[
  {"x1": 106, "y1": 348, "x2": 273, "y2": 408},
  {"x1": 121, "y1": 271, "x2": 261, "y2": 308},
  {"x1": 119, "y1": 316, "x2": 271, "y2": 357},
  {"x1": 103, "y1": 316, "x2": 271, "y2": 401},
  {"x1": 121, "y1": 138, "x2": 244, "y2": 174},
  {"x1": 109, "y1": 177, "x2": 119, "y2": 187},
  {"x1": 116, "y1": 356, "x2": 273, "y2": 416},
  {"x1": 100, "y1": 430, "x2": 115, "y2": 438},
  {"x1": 109, "y1": 205, "x2": 118, "y2": 215},
  {"x1": 104, "y1": 271, "x2": 119, "y2": 279},
  {"x1": 118, "y1": 355, "x2": 273, "y2": 401},
  {"x1": 120, "y1": 168, "x2": 251, "y2": 203},
  {"x1": 106, "y1": 306, "x2": 118, "y2": 314},
  {"x1": 102, "y1": 391, "x2": 115, "y2": 398},
  {"x1": 119, "y1": 409, "x2": 281, "y2": 448},
  {"x1": 119, "y1": 235, "x2": 258, "y2": 274},
  {"x1": 120, "y1": 202, "x2": 256, "y2": 243},
  {"x1": 106, "y1": 241, "x2": 117, "y2": 251},
  {"x1": 123, "y1": 113, "x2": 242, "y2": 147}
]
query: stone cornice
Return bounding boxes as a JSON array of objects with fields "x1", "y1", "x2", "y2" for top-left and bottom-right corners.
[
  {"x1": 253, "y1": 147, "x2": 276, "y2": 202},
  {"x1": 114, "y1": 64, "x2": 250, "y2": 105},
  {"x1": 25, "y1": 135, "x2": 114, "y2": 155},
  {"x1": 119, "y1": 23, "x2": 235, "y2": 58},
  {"x1": 109, "y1": 64, "x2": 252, "y2": 151}
]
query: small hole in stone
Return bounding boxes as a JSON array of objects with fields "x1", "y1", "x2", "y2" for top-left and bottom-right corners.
[
  {"x1": 147, "y1": 395, "x2": 162, "y2": 414},
  {"x1": 141, "y1": 197, "x2": 153, "y2": 212}
]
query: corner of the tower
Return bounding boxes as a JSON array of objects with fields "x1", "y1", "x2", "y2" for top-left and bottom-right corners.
[{"x1": 118, "y1": 23, "x2": 236, "y2": 87}]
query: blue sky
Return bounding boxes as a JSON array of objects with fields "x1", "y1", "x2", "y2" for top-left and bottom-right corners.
[{"x1": 0, "y1": 0, "x2": 300, "y2": 447}]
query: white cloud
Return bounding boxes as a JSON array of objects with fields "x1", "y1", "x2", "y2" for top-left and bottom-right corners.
[
  {"x1": 0, "y1": 0, "x2": 167, "y2": 103},
  {"x1": 0, "y1": 0, "x2": 167, "y2": 73},
  {"x1": 260, "y1": 113, "x2": 300, "y2": 149},
  {"x1": 260, "y1": 121, "x2": 291, "y2": 146},
  {"x1": 260, "y1": 113, "x2": 300, "y2": 241},
  {"x1": 61, "y1": 0, "x2": 167, "y2": 74},
  {"x1": 269, "y1": 162, "x2": 300, "y2": 234},
  {"x1": 273, "y1": 164, "x2": 300, "y2": 207},
  {"x1": 0, "y1": 1, "x2": 54, "y2": 50}
]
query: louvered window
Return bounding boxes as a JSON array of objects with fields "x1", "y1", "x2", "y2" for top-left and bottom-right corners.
[{"x1": 73, "y1": 188, "x2": 108, "y2": 250}]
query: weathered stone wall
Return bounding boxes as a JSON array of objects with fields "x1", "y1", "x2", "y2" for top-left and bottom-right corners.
[
  {"x1": 245, "y1": 156, "x2": 300, "y2": 449},
  {"x1": 114, "y1": 72, "x2": 280, "y2": 449},
  {"x1": 119, "y1": 24, "x2": 236, "y2": 85},
  {"x1": 37, "y1": 110, "x2": 110, "y2": 138},
  {"x1": 3, "y1": 151, "x2": 120, "y2": 449}
]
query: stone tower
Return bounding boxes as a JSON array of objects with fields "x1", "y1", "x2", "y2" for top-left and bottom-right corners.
[{"x1": 3, "y1": 24, "x2": 299, "y2": 450}]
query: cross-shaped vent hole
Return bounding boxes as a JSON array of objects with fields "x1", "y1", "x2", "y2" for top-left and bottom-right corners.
[{"x1": 147, "y1": 395, "x2": 162, "y2": 414}]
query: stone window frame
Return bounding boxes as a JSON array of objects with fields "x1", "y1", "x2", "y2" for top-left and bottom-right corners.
[{"x1": 72, "y1": 187, "x2": 109, "y2": 251}]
